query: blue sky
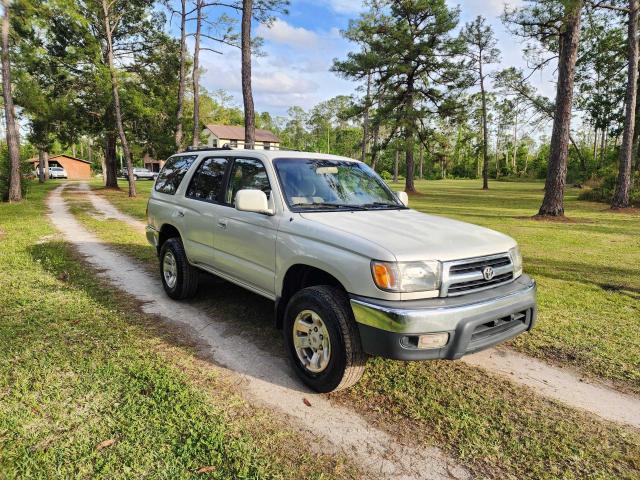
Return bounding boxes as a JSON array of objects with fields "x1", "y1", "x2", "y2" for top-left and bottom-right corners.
[{"x1": 185, "y1": 0, "x2": 555, "y2": 118}]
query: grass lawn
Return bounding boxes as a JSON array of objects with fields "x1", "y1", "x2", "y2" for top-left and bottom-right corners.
[
  {"x1": 0, "y1": 182, "x2": 357, "y2": 479},
  {"x1": 85, "y1": 179, "x2": 640, "y2": 479}
]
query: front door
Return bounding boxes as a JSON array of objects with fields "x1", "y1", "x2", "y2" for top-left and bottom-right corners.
[
  {"x1": 213, "y1": 157, "x2": 278, "y2": 298},
  {"x1": 181, "y1": 156, "x2": 230, "y2": 266}
]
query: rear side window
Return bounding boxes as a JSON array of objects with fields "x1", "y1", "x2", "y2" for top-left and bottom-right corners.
[
  {"x1": 155, "y1": 155, "x2": 197, "y2": 195},
  {"x1": 186, "y1": 157, "x2": 230, "y2": 202}
]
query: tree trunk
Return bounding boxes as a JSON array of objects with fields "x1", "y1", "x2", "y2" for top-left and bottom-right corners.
[
  {"x1": 361, "y1": 71, "x2": 371, "y2": 163},
  {"x1": 612, "y1": 0, "x2": 639, "y2": 208},
  {"x1": 371, "y1": 124, "x2": 379, "y2": 171},
  {"x1": 104, "y1": 131, "x2": 118, "y2": 188},
  {"x1": 38, "y1": 150, "x2": 47, "y2": 183},
  {"x1": 175, "y1": 0, "x2": 187, "y2": 151},
  {"x1": 479, "y1": 54, "x2": 489, "y2": 190},
  {"x1": 393, "y1": 149, "x2": 399, "y2": 182},
  {"x1": 2, "y1": 0, "x2": 21, "y2": 202},
  {"x1": 632, "y1": 68, "x2": 640, "y2": 172},
  {"x1": 192, "y1": 0, "x2": 202, "y2": 147},
  {"x1": 592, "y1": 125, "x2": 598, "y2": 164},
  {"x1": 513, "y1": 107, "x2": 518, "y2": 173},
  {"x1": 405, "y1": 134, "x2": 416, "y2": 193},
  {"x1": 538, "y1": 0, "x2": 583, "y2": 216},
  {"x1": 419, "y1": 141, "x2": 424, "y2": 179},
  {"x1": 241, "y1": 0, "x2": 255, "y2": 149},
  {"x1": 102, "y1": 0, "x2": 136, "y2": 197}
]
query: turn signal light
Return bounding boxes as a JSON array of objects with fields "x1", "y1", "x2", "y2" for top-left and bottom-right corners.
[
  {"x1": 372, "y1": 262, "x2": 396, "y2": 290},
  {"x1": 417, "y1": 333, "x2": 449, "y2": 349}
]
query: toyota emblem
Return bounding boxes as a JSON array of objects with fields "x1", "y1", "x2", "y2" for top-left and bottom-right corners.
[{"x1": 482, "y1": 266, "x2": 495, "y2": 281}]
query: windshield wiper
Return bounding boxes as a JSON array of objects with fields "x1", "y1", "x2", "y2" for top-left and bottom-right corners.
[
  {"x1": 360, "y1": 202, "x2": 405, "y2": 209},
  {"x1": 292, "y1": 202, "x2": 368, "y2": 210}
]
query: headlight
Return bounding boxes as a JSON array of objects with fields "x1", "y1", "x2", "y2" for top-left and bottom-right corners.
[
  {"x1": 371, "y1": 260, "x2": 441, "y2": 292},
  {"x1": 509, "y1": 246, "x2": 523, "y2": 278}
]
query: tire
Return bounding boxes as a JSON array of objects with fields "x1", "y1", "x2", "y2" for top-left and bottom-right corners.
[
  {"x1": 159, "y1": 237, "x2": 199, "y2": 300},
  {"x1": 284, "y1": 286, "x2": 366, "y2": 392}
]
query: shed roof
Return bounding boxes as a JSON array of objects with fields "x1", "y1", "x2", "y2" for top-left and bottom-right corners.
[
  {"x1": 204, "y1": 124, "x2": 280, "y2": 143},
  {"x1": 28, "y1": 154, "x2": 92, "y2": 165}
]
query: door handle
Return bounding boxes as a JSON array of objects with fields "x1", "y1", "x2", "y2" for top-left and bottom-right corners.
[{"x1": 217, "y1": 219, "x2": 227, "y2": 229}]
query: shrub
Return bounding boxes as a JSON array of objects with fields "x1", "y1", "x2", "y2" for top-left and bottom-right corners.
[
  {"x1": 380, "y1": 170, "x2": 392, "y2": 180},
  {"x1": 578, "y1": 171, "x2": 640, "y2": 207}
]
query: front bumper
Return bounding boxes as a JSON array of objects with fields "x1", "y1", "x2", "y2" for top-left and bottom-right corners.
[{"x1": 350, "y1": 274, "x2": 536, "y2": 361}]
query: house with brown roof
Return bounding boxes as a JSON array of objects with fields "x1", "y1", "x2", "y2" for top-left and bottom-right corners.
[{"x1": 202, "y1": 124, "x2": 280, "y2": 150}]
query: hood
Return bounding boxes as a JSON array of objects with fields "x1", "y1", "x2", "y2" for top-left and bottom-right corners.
[{"x1": 300, "y1": 208, "x2": 516, "y2": 262}]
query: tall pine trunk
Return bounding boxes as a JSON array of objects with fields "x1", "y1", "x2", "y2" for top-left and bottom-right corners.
[
  {"x1": 393, "y1": 149, "x2": 399, "y2": 182},
  {"x1": 480, "y1": 55, "x2": 489, "y2": 190},
  {"x1": 175, "y1": 0, "x2": 187, "y2": 151},
  {"x1": 419, "y1": 141, "x2": 424, "y2": 179},
  {"x1": 538, "y1": 0, "x2": 583, "y2": 216},
  {"x1": 361, "y1": 71, "x2": 371, "y2": 162},
  {"x1": 102, "y1": 0, "x2": 135, "y2": 197},
  {"x1": 38, "y1": 150, "x2": 47, "y2": 183},
  {"x1": 2, "y1": 0, "x2": 21, "y2": 202},
  {"x1": 612, "y1": 0, "x2": 639, "y2": 208},
  {"x1": 192, "y1": 0, "x2": 202, "y2": 147},
  {"x1": 104, "y1": 130, "x2": 118, "y2": 188},
  {"x1": 371, "y1": 124, "x2": 379, "y2": 171},
  {"x1": 241, "y1": 0, "x2": 255, "y2": 149},
  {"x1": 405, "y1": 134, "x2": 415, "y2": 192}
]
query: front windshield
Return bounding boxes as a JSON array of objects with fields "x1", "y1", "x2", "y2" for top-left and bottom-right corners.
[{"x1": 274, "y1": 158, "x2": 403, "y2": 211}]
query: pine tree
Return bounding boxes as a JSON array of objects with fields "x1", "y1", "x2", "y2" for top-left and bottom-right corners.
[
  {"x1": 333, "y1": 0, "x2": 467, "y2": 193},
  {"x1": 460, "y1": 16, "x2": 500, "y2": 190}
]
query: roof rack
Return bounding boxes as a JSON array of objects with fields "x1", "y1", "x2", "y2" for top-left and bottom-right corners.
[{"x1": 184, "y1": 145, "x2": 233, "y2": 152}]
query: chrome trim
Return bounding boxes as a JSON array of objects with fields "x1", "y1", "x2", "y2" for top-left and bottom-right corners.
[
  {"x1": 441, "y1": 253, "x2": 514, "y2": 297},
  {"x1": 350, "y1": 275, "x2": 536, "y2": 334}
]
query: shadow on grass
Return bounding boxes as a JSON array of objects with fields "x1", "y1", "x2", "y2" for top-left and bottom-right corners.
[
  {"x1": 28, "y1": 240, "x2": 297, "y2": 392},
  {"x1": 526, "y1": 256, "x2": 640, "y2": 291}
]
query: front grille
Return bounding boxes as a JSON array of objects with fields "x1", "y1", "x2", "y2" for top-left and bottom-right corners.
[
  {"x1": 443, "y1": 254, "x2": 514, "y2": 296},
  {"x1": 449, "y1": 256, "x2": 511, "y2": 275},
  {"x1": 448, "y1": 272, "x2": 513, "y2": 294}
]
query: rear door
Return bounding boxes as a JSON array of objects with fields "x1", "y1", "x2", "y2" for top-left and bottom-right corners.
[
  {"x1": 212, "y1": 157, "x2": 279, "y2": 298},
  {"x1": 180, "y1": 156, "x2": 230, "y2": 266}
]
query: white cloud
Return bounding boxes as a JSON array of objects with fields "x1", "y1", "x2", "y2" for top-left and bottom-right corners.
[
  {"x1": 256, "y1": 19, "x2": 318, "y2": 48},
  {"x1": 325, "y1": 0, "x2": 365, "y2": 14}
]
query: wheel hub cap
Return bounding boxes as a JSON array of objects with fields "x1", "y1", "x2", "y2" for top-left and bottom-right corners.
[
  {"x1": 163, "y1": 251, "x2": 177, "y2": 288},
  {"x1": 293, "y1": 310, "x2": 331, "y2": 373}
]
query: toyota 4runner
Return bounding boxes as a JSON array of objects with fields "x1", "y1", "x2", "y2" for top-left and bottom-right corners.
[{"x1": 146, "y1": 148, "x2": 536, "y2": 392}]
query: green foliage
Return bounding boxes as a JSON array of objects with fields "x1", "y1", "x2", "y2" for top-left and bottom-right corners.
[{"x1": 579, "y1": 171, "x2": 640, "y2": 206}]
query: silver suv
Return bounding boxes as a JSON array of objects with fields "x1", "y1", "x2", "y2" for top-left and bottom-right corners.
[{"x1": 146, "y1": 148, "x2": 536, "y2": 392}]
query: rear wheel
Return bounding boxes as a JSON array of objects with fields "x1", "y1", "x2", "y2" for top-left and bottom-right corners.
[
  {"x1": 284, "y1": 286, "x2": 366, "y2": 392},
  {"x1": 159, "y1": 237, "x2": 199, "y2": 300}
]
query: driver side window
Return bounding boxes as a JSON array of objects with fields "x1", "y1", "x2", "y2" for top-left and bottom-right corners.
[{"x1": 225, "y1": 158, "x2": 271, "y2": 206}]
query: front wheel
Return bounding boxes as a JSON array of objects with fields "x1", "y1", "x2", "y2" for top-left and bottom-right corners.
[
  {"x1": 159, "y1": 237, "x2": 199, "y2": 300},
  {"x1": 284, "y1": 286, "x2": 366, "y2": 392}
]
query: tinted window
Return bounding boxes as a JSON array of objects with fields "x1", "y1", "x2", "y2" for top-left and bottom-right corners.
[
  {"x1": 225, "y1": 158, "x2": 271, "y2": 205},
  {"x1": 186, "y1": 157, "x2": 229, "y2": 202},
  {"x1": 155, "y1": 155, "x2": 197, "y2": 195}
]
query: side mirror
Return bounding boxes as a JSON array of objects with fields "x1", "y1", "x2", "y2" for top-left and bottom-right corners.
[
  {"x1": 235, "y1": 189, "x2": 274, "y2": 215},
  {"x1": 397, "y1": 191, "x2": 409, "y2": 207}
]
